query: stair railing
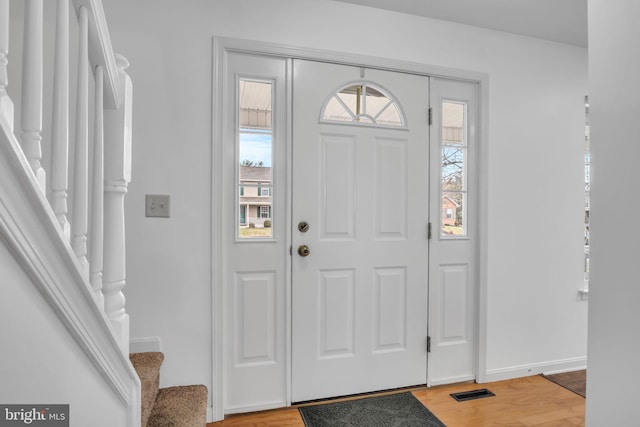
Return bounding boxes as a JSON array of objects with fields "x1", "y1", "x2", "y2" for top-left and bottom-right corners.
[{"x1": 0, "y1": 0, "x2": 133, "y2": 355}]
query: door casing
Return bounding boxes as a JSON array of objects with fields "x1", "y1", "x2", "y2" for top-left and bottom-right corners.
[{"x1": 212, "y1": 36, "x2": 489, "y2": 422}]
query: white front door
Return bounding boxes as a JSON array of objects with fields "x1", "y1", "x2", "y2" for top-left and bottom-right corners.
[{"x1": 291, "y1": 60, "x2": 431, "y2": 402}]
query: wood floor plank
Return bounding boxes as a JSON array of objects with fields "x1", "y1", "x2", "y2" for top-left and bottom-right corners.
[{"x1": 208, "y1": 375, "x2": 585, "y2": 426}]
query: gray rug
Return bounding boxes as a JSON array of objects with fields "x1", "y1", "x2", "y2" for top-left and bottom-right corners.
[{"x1": 299, "y1": 392, "x2": 446, "y2": 427}]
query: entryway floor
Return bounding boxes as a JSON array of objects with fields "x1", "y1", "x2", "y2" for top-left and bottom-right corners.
[{"x1": 209, "y1": 375, "x2": 585, "y2": 426}]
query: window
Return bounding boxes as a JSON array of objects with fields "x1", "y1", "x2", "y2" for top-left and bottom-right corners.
[
  {"x1": 238, "y1": 79, "x2": 273, "y2": 238},
  {"x1": 321, "y1": 82, "x2": 405, "y2": 127},
  {"x1": 259, "y1": 186, "x2": 270, "y2": 197},
  {"x1": 440, "y1": 101, "x2": 467, "y2": 237},
  {"x1": 239, "y1": 205, "x2": 246, "y2": 225},
  {"x1": 584, "y1": 96, "x2": 590, "y2": 289}
]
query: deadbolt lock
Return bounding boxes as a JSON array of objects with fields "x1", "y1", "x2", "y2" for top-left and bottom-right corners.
[{"x1": 298, "y1": 221, "x2": 310, "y2": 233}]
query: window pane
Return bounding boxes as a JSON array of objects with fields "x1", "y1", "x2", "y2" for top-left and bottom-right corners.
[
  {"x1": 442, "y1": 147, "x2": 464, "y2": 190},
  {"x1": 324, "y1": 96, "x2": 353, "y2": 122},
  {"x1": 337, "y1": 86, "x2": 360, "y2": 115},
  {"x1": 238, "y1": 80, "x2": 273, "y2": 238},
  {"x1": 442, "y1": 192, "x2": 465, "y2": 236},
  {"x1": 441, "y1": 101, "x2": 467, "y2": 237},
  {"x1": 322, "y1": 83, "x2": 404, "y2": 127},
  {"x1": 374, "y1": 102, "x2": 403, "y2": 127},
  {"x1": 442, "y1": 102, "x2": 465, "y2": 144},
  {"x1": 584, "y1": 96, "x2": 590, "y2": 284},
  {"x1": 365, "y1": 86, "x2": 403, "y2": 126}
]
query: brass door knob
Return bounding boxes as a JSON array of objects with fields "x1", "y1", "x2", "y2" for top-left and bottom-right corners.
[{"x1": 298, "y1": 245, "x2": 311, "y2": 257}]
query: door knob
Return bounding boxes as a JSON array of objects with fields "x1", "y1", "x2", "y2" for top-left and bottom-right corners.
[{"x1": 298, "y1": 245, "x2": 311, "y2": 257}]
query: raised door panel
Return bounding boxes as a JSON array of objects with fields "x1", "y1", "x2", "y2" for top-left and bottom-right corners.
[{"x1": 374, "y1": 138, "x2": 408, "y2": 240}]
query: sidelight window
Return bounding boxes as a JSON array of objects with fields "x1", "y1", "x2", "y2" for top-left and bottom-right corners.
[
  {"x1": 238, "y1": 79, "x2": 274, "y2": 238},
  {"x1": 440, "y1": 101, "x2": 467, "y2": 237}
]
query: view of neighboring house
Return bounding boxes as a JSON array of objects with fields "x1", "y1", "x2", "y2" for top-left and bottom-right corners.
[
  {"x1": 239, "y1": 166, "x2": 272, "y2": 227},
  {"x1": 442, "y1": 194, "x2": 460, "y2": 226}
]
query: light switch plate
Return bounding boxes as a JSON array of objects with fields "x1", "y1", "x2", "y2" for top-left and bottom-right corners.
[{"x1": 145, "y1": 194, "x2": 170, "y2": 218}]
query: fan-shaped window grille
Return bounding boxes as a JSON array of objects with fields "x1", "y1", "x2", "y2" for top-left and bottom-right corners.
[{"x1": 321, "y1": 82, "x2": 405, "y2": 128}]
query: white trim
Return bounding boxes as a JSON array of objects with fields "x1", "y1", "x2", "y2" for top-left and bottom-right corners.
[
  {"x1": 224, "y1": 400, "x2": 288, "y2": 415},
  {"x1": 483, "y1": 357, "x2": 587, "y2": 383},
  {"x1": 211, "y1": 37, "x2": 225, "y2": 422},
  {"x1": 430, "y1": 374, "x2": 476, "y2": 387},
  {"x1": 130, "y1": 336, "x2": 162, "y2": 353},
  {"x1": 542, "y1": 364, "x2": 588, "y2": 376},
  {"x1": 475, "y1": 77, "x2": 491, "y2": 385},
  {"x1": 0, "y1": 113, "x2": 140, "y2": 426},
  {"x1": 211, "y1": 36, "x2": 489, "y2": 420},
  {"x1": 214, "y1": 37, "x2": 486, "y2": 83},
  {"x1": 284, "y1": 57, "x2": 294, "y2": 407}
]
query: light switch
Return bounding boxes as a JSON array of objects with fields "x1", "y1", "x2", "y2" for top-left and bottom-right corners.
[{"x1": 145, "y1": 194, "x2": 170, "y2": 218}]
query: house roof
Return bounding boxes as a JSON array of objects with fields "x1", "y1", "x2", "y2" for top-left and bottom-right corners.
[
  {"x1": 442, "y1": 194, "x2": 461, "y2": 207},
  {"x1": 240, "y1": 166, "x2": 272, "y2": 182},
  {"x1": 239, "y1": 197, "x2": 272, "y2": 205}
]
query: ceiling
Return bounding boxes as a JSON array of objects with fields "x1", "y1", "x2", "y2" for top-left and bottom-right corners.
[{"x1": 332, "y1": 0, "x2": 588, "y2": 47}]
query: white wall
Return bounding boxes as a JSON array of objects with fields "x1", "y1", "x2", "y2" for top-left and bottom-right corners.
[
  {"x1": 586, "y1": 1, "x2": 640, "y2": 424},
  {"x1": 102, "y1": 0, "x2": 588, "y2": 411},
  {"x1": 0, "y1": 242, "x2": 128, "y2": 427}
]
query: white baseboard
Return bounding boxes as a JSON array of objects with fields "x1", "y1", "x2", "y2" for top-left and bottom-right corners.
[
  {"x1": 129, "y1": 337, "x2": 162, "y2": 353},
  {"x1": 430, "y1": 374, "x2": 476, "y2": 387},
  {"x1": 482, "y1": 357, "x2": 587, "y2": 383},
  {"x1": 224, "y1": 400, "x2": 287, "y2": 416}
]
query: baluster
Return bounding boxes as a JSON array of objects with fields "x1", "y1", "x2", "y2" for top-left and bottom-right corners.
[
  {"x1": 90, "y1": 66, "x2": 105, "y2": 309},
  {"x1": 103, "y1": 54, "x2": 132, "y2": 354},
  {"x1": 71, "y1": 6, "x2": 89, "y2": 277},
  {"x1": 21, "y1": 0, "x2": 45, "y2": 192},
  {"x1": 0, "y1": 0, "x2": 12, "y2": 129},
  {"x1": 51, "y1": 0, "x2": 70, "y2": 241}
]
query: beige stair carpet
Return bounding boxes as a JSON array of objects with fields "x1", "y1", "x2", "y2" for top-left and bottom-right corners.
[
  {"x1": 130, "y1": 352, "x2": 164, "y2": 427},
  {"x1": 148, "y1": 385, "x2": 208, "y2": 427}
]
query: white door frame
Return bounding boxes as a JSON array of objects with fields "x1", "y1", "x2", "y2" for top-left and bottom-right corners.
[{"x1": 211, "y1": 36, "x2": 490, "y2": 422}]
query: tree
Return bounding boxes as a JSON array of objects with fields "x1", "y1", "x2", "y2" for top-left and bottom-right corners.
[
  {"x1": 442, "y1": 147, "x2": 463, "y2": 191},
  {"x1": 240, "y1": 160, "x2": 264, "y2": 167}
]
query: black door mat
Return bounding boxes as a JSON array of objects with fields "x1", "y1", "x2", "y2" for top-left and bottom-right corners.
[{"x1": 299, "y1": 392, "x2": 446, "y2": 426}]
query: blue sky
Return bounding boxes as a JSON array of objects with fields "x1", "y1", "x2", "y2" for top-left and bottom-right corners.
[{"x1": 239, "y1": 131, "x2": 272, "y2": 167}]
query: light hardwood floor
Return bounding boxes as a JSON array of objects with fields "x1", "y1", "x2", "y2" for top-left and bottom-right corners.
[{"x1": 209, "y1": 375, "x2": 585, "y2": 426}]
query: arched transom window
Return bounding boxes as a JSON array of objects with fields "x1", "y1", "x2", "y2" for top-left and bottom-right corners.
[{"x1": 320, "y1": 82, "x2": 406, "y2": 128}]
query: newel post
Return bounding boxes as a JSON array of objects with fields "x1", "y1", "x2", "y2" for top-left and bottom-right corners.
[{"x1": 103, "y1": 54, "x2": 132, "y2": 354}]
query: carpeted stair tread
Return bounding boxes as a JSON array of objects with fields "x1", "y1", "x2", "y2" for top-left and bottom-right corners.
[
  {"x1": 148, "y1": 384, "x2": 208, "y2": 427},
  {"x1": 130, "y1": 352, "x2": 164, "y2": 427}
]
